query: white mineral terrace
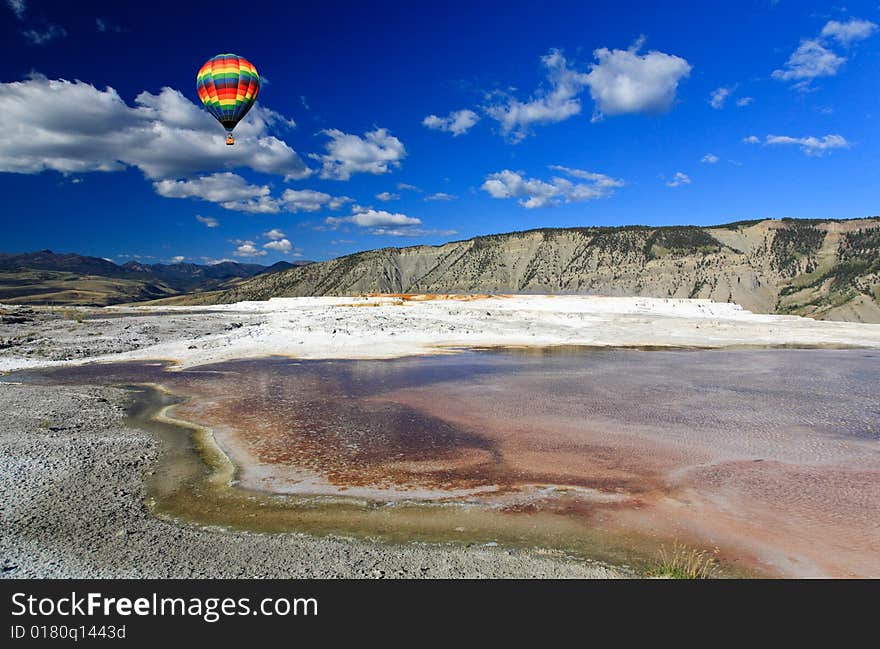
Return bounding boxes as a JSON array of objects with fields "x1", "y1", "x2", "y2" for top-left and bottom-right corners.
[{"x1": 2, "y1": 294, "x2": 880, "y2": 372}]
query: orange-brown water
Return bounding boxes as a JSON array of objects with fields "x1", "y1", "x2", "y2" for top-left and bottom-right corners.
[{"x1": 10, "y1": 348, "x2": 880, "y2": 577}]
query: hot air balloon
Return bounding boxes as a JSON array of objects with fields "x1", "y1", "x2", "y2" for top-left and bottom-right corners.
[{"x1": 196, "y1": 53, "x2": 261, "y2": 145}]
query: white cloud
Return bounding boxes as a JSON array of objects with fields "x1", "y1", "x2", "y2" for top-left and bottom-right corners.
[
  {"x1": 376, "y1": 191, "x2": 399, "y2": 201},
  {"x1": 170, "y1": 255, "x2": 185, "y2": 263},
  {"x1": 701, "y1": 154, "x2": 719, "y2": 164},
  {"x1": 156, "y1": 173, "x2": 267, "y2": 203},
  {"x1": 326, "y1": 209, "x2": 421, "y2": 228},
  {"x1": 264, "y1": 228, "x2": 286, "y2": 240},
  {"x1": 425, "y1": 192, "x2": 457, "y2": 201},
  {"x1": 22, "y1": 24, "x2": 66, "y2": 45},
  {"x1": 709, "y1": 87, "x2": 731, "y2": 109},
  {"x1": 195, "y1": 214, "x2": 219, "y2": 228},
  {"x1": 422, "y1": 109, "x2": 480, "y2": 136},
  {"x1": 157, "y1": 176, "x2": 351, "y2": 215},
  {"x1": 396, "y1": 182, "x2": 421, "y2": 192},
  {"x1": 482, "y1": 166, "x2": 624, "y2": 208},
  {"x1": 772, "y1": 40, "x2": 845, "y2": 86},
  {"x1": 0, "y1": 76, "x2": 311, "y2": 180},
  {"x1": 312, "y1": 128, "x2": 406, "y2": 180},
  {"x1": 369, "y1": 228, "x2": 458, "y2": 237},
  {"x1": 280, "y1": 189, "x2": 351, "y2": 213},
  {"x1": 747, "y1": 133, "x2": 850, "y2": 156},
  {"x1": 154, "y1": 173, "x2": 279, "y2": 213},
  {"x1": 736, "y1": 96, "x2": 753, "y2": 107},
  {"x1": 547, "y1": 165, "x2": 627, "y2": 189},
  {"x1": 5, "y1": 0, "x2": 25, "y2": 19},
  {"x1": 486, "y1": 49, "x2": 589, "y2": 142},
  {"x1": 263, "y1": 238, "x2": 293, "y2": 253},
  {"x1": 585, "y1": 37, "x2": 691, "y2": 121},
  {"x1": 666, "y1": 172, "x2": 691, "y2": 188},
  {"x1": 232, "y1": 240, "x2": 267, "y2": 257},
  {"x1": 821, "y1": 18, "x2": 878, "y2": 46},
  {"x1": 773, "y1": 18, "x2": 877, "y2": 89}
]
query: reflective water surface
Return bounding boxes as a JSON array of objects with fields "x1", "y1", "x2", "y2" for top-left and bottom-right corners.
[{"x1": 9, "y1": 348, "x2": 880, "y2": 577}]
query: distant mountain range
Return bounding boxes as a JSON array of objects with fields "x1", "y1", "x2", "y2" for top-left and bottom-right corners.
[
  {"x1": 0, "y1": 251, "x2": 308, "y2": 306},
  {"x1": 205, "y1": 217, "x2": 880, "y2": 323}
]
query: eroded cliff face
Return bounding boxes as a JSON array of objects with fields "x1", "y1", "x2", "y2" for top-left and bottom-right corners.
[{"x1": 212, "y1": 218, "x2": 880, "y2": 322}]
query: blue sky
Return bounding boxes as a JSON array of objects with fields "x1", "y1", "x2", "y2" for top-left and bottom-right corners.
[{"x1": 1, "y1": 0, "x2": 878, "y2": 265}]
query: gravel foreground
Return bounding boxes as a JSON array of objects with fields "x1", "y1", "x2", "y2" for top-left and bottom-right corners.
[{"x1": 0, "y1": 382, "x2": 626, "y2": 579}]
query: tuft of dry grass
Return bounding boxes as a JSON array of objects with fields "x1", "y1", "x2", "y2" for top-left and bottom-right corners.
[{"x1": 649, "y1": 542, "x2": 719, "y2": 579}]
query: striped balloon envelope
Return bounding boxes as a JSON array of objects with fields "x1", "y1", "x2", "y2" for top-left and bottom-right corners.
[{"x1": 196, "y1": 53, "x2": 260, "y2": 145}]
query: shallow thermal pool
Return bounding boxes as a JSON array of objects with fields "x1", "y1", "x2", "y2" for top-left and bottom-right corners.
[{"x1": 8, "y1": 347, "x2": 880, "y2": 577}]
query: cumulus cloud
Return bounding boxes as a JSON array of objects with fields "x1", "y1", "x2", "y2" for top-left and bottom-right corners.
[
  {"x1": 486, "y1": 49, "x2": 589, "y2": 142},
  {"x1": 422, "y1": 109, "x2": 480, "y2": 136},
  {"x1": 665, "y1": 172, "x2": 691, "y2": 187},
  {"x1": 376, "y1": 191, "x2": 399, "y2": 201},
  {"x1": 170, "y1": 255, "x2": 185, "y2": 263},
  {"x1": 0, "y1": 76, "x2": 311, "y2": 180},
  {"x1": 156, "y1": 175, "x2": 351, "y2": 214},
  {"x1": 323, "y1": 207, "x2": 450, "y2": 237},
  {"x1": 155, "y1": 173, "x2": 267, "y2": 203},
  {"x1": 746, "y1": 133, "x2": 850, "y2": 156},
  {"x1": 396, "y1": 182, "x2": 420, "y2": 192},
  {"x1": 195, "y1": 214, "x2": 219, "y2": 228},
  {"x1": 312, "y1": 128, "x2": 406, "y2": 180},
  {"x1": 701, "y1": 154, "x2": 719, "y2": 164},
  {"x1": 709, "y1": 87, "x2": 731, "y2": 109},
  {"x1": 232, "y1": 240, "x2": 267, "y2": 257},
  {"x1": 263, "y1": 238, "x2": 293, "y2": 253},
  {"x1": 425, "y1": 192, "x2": 457, "y2": 201},
  {"x1": 280, "y1": 189, "x2": 351, "y2": 213},
  {"x1": 482, "y1": 166, "x2": 624, "y2": 209},
  {"x1": 264, "y1": 228, "x2": 286, "y2": 240},
  {"x1": 821, "y1": 18, "x2": 877, "y2": 46},
  {"x1": 325, "y1": 209, "x2": 422, "y2": 228},
  {"x1": 154, "y1": 173, "x2": 279, "y2": 213},
  {"x1": 22, "y1": 24, "x2": 66, "y2": 45},
  {"x1": 585, "y1": 37, "x2": 691, "y2": 121}
]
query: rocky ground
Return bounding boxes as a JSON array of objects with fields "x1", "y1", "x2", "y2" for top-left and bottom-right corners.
[{"x1": 0, "y1": 305, "x2": 259, "y2": 366}]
